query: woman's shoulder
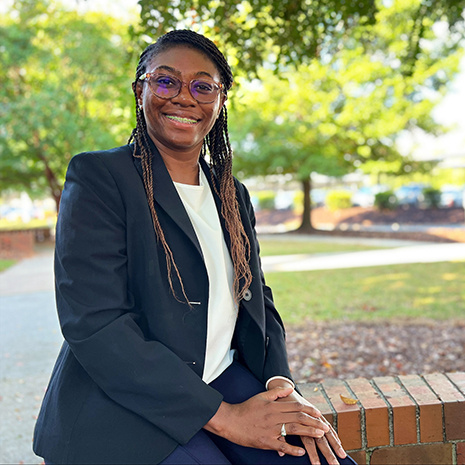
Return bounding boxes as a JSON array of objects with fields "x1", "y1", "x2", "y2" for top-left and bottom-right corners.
[
  {"x1": 72, "y1": 144, "x2": 134, "y2": 164},
  {"x1": 68, "y1": 144, "x2": 136, "y2": 174}
]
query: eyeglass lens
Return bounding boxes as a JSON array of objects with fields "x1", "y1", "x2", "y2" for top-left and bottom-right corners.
[{"x1": 149, "y1": 74, "x2": 219, "y2": 103}]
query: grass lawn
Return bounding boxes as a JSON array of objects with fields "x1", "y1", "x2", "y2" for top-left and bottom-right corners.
[
  {"x1": 258, "y1": 238, "x2": 385, "y2": 256},
  {"x1": 0, "y1": 259, "x2": 16, "y2": 272},
  {"x1": 265, "y1": 261, "x2": 465, "y2": 323}
]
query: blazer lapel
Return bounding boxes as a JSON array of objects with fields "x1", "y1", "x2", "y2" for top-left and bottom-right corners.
[
  {"x1": 132, "y1": 141, "x2": 203, "y2": 259},
  {"x1": 200, "y1": 158, "x2": 232, "y2": 254}
]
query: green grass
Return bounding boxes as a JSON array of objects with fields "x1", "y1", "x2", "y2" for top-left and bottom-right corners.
[
  {"x1": 0, "y1": 218, "x2": 56, "y2": 231},
  {"x1": 0, "y1": 259, "x2": 16, "y2": 272},
  {"x1": 258, "y1": 239, "x2": 385, "y2": 256},
  {"x1": 265, "y1": 261, "x2": 465, "y2": 323}
]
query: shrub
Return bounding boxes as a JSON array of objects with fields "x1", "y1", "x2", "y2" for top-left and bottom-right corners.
[
  {"x1": 423, "y1": 187, "x2": 441, "y2": 208},
  {"x1": 374, "y1": 190, "x2": 398, "y2": 210},
  {"x1": 326, "y1": 190, "x2": 352, "y2": 211},
  {"x1": 256, "y1": 190, "x2": 276, "y2": 210}
]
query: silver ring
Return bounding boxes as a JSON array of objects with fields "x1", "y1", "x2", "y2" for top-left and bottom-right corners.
[{"x1": 281, "y1": 423, "x2": 287, "y2": 437}]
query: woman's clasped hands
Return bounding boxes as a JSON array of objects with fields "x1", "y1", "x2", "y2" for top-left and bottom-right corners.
[{"x1": 204, "y1": 384, "x2": 347, "y2": 465}]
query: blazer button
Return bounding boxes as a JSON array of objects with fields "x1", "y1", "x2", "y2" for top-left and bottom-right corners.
[{"x1": 243, "y1": 289, "x2": 252, "y2": 301}]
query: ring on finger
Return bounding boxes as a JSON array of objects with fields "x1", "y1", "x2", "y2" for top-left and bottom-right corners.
[{"x1": 281, "y1": 423, "x2": 287, "y2": 437}]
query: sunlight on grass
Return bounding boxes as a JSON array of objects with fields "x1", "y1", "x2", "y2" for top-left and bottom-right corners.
[
  {"x1": 388, "y1": 281, "x2": 405, "y2": 290},
  {"x1": 422, "y1": 286, "x2": 442, "y2": 294},
  {"x1": 361, "y1": 272, "x2": 409, "y2": 284},
  {"x1": 265, "y1": 261, "x2": 465, "y2": 324},
  {"x1": 258, "y1": 238, "x2": 386, "y2": 256},
  {"x1": 414, "y1": 296, "x2": 436, "y2": 306},
  {"x1": 442, "y1": 273, "x2": 458, "y2": 281}
]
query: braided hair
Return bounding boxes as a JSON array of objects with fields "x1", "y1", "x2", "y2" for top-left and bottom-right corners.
[{"x1": 128, "y1": 30, "x2": 252, "y2": 304}]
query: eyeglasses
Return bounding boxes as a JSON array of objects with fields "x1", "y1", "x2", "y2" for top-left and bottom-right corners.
[{"x1": 139, "y1": 73, "x2": 224, "y2": 104}]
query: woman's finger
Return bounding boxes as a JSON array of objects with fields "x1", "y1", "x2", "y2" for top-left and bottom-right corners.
[
  {"x1": 273, "y1": 437, "x2": 306, "y2": 458},
  {"x1": 277, "y1": 436, "x2": 286, "y2": 457},
  {"x1": 277, "y1": 398, "x2": 322, "y2": 418},
  {"x1": 320, "y1": 417, "x2": 347, "y2": 458},
  {"x1": 303, "y1": 435, "x2": 339, "y2": 465},
  {"x1": 279, "y1": 421, "x2": 327, "y2": 439},
  {"x1": 273, "y1": 409, "x2": 329, "y2": 435},
  {"x1": 300, "y1": 436, "x2": 320, "y2": 465}
]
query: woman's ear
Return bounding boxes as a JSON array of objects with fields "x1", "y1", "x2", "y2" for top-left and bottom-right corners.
[
  {"x1": 217, "y1": 94, "x2": 227, "y2": 117},
  {"x1": 134, "y1": 81, "x2": 144, "y2": 110}
]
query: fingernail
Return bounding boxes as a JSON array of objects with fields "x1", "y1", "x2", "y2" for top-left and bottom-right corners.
[
  {"x1": 278, "y1": 452, "x2": 284, "y2": 457},
  {"x1": 298, "y1": 449, "x2": 306, "y2": 456},
  {"x1": 316, "y1": 429, "x2": 325, "y2": 436},
  {"x1": 339, "y1": 447, "x2": 347, "y2": 458}
]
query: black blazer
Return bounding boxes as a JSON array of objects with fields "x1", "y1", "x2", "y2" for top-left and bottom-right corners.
[{"x1": 33, "y1": 141, "x2": 292, "y2": 464}]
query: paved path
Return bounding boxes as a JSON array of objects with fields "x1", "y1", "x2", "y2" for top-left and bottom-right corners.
[
  {"x1": 1, "y1": 237, "x2": 464, "y2": 464},
  {"x1": 261, "y1": 240, "x2": 465, "y2": 272},
  {"x1": 0, "y1": 247, "x2": 59, "y2": 464}
]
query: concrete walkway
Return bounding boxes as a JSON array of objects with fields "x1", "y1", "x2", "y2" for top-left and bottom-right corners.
[
  {"x1": 0, "y1": 246, "x2": 59, "y2": 464},
  {"x1": 260, "y1": 237, "x2": 465, "y2": 272},
  {"x1": 1, "y1": 237, "x2": 464, "y2": 464}
]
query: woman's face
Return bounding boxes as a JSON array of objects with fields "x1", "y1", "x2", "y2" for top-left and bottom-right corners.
[{"x1": 136, "y1": 45, "x2": 226, "y2": 157}]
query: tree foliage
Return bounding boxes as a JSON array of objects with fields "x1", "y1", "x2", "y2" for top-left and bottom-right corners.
[
  {"x1": 137, "y1": 0, "x2": 465, "y2": 76},
  {"x1": 227, "y1": 0, "x2": 463, "y2": 230},
  {"x1": 0, "y1": 0, "x2": 135, "y2": 209}
]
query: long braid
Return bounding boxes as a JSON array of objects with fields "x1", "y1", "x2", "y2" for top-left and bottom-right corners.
[{"x1": 130, "y1": 30, "x2": 252, "y2": 303}]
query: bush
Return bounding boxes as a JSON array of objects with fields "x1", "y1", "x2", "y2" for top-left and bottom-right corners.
[
  {"x1": 326, "y1": 190, "x2": 352, "y2": 211},
  {"x1": 374, "y1": 190, "x2": 398, "y2": 210},
  {"x1": 423, "y1": 187, "x2": 441, "y2": 208},
  {"x1": 256, "y1": 191, "x2": 276, "y2": 210}
]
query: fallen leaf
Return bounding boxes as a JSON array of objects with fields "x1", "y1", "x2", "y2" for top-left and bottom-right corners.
[
  {"x1": 313, "y1": 387, "x2": 319, "y2": 392},
  {"x1": 340, "y1": 394, "x2": 359, "y2": 405}
]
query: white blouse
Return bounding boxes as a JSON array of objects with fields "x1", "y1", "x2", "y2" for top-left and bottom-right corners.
[{"x1": 173, "y1": 169, "x2": 237, "y2": 384}]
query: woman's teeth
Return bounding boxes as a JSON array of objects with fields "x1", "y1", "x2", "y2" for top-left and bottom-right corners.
[{"x1": 166, "y1": 115, "x2": 197, "y2": 124}]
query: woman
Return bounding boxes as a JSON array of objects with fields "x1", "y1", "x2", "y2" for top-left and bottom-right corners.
[{"x1": 33, "y1": 30, "x2": 357, "y2": 465}]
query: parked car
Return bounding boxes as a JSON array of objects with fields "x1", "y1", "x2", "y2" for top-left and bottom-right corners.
[
  {"x1": 352, "y1": 185, "x2": 389, "y2": 207},
  {"x1": 395, "y1": 183, "x2": 429, "y2": 206},
  {"x1": 440, "y1": 186, "x2": 465, "y2": 208}
]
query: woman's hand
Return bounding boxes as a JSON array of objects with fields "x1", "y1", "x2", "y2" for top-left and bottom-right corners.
[
  {"x1": 204, "y1": 386, "x2": 328, "y2": 457},
  {"x1": 268, "y1": 379, "x2": 347, "y2": 465}
]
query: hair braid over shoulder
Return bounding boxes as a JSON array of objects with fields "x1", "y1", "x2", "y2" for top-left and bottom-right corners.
[{"x1": 129, "y1": 30, "x2": 252, "y2": 303}]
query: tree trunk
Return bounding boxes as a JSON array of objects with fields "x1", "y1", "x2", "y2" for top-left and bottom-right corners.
[
  {"x1": 37, "y1": 152, "x2": 62, "y2": 213},
  {"x1": 296, "y1": 177, "x2": 315, "y2": 233}
]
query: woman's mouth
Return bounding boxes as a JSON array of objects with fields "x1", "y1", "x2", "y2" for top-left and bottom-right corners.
[{"x1": 165, "y1": 115, "x2": 199, "y2": 124}]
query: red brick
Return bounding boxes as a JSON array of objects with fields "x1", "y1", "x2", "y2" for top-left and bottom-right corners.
[
  {"x1": 0, "y1": 230, "x2": 35, "y2": 259},
  {"x1": 347, "y1": 449, "x2": 366, "y2": 465},
  {"x1": 399, "y1": 374, "x2": 443, "y2": 443},
  {"x1": 347, "y1": 378, "x2": 390, "y2": 447},
  {"x1": 457, "y1": 441, "x2": 465, "y2": 465},
  {"x1": 373, "y1": 376, "x2": 417, "y2": 445},
  {"x1": 447, "y1": 372, "x2": 465, "y2": 396},
  {"x1": 424, "y1": 373, "x2": 465, "y2": 440},
  {"x1": 370, "y1": 443, "x2": 453, "y2": 465},
  {"x1": 322, "y1": 378, "x2": 362, "y2": 450},
  {"x1": 299, "y1": 383, "x2": 334, "y2": 426}
]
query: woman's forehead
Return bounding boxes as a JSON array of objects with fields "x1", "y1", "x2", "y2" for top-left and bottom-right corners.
[{"x1": 146, "y1": 45, "x2": 220, "y2": 78}]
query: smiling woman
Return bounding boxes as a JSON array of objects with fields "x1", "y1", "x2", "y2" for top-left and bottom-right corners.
[{"x1": 32, "y1": 30, "x2": 357, "y2": 465}]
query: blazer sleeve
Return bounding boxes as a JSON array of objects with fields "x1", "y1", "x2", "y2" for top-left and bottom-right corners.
[
  {"x1": 55, "y1": 152, "x2": 223, "y2": 445},
  {"x1": 237, "y1": 181, "x2": 294, "y2": 383}
]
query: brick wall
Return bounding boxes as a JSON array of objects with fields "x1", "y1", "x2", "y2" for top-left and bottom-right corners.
[
  {"x1": 300, "y1": 372, "x2": 465, "y2": 464},
  {"x1": 0, "y1": 230, "x2": 35, "y2": 259}
]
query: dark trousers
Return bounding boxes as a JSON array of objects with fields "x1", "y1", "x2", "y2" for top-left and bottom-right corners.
[{"x1": 160, "y1": 361, "x2": 358, "y2": 465}]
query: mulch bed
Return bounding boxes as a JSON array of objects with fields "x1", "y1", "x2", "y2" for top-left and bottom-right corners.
[
  {"x1": 256, "y1": 206, "x2": 465, "y2": 242},
  {"x1": 286, "y1": 320, "x2": 465, "y2": 384},
  {"x1": 256, "y1": 206, "x2": 465, "y2": 381}
]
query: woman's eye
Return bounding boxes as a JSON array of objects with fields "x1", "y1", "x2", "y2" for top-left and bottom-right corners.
[
  {"x1": 155, "y1": 76, "x2": 177, "y2": 87},
  {"x1": 193, "y1": 81, "x2": 214, "y2": 93}
]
